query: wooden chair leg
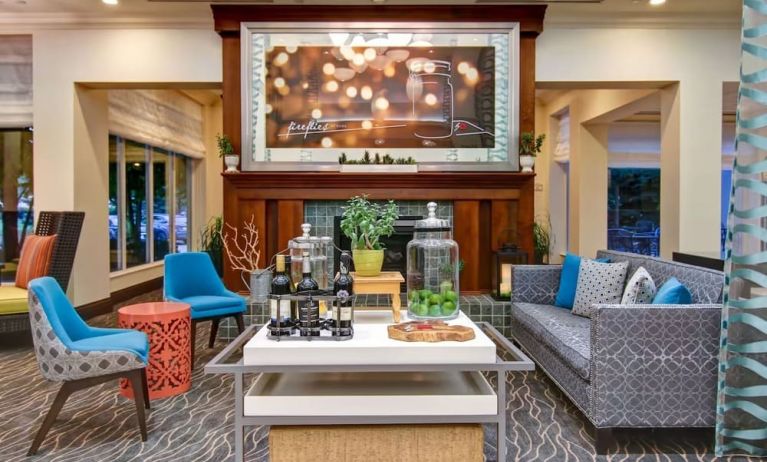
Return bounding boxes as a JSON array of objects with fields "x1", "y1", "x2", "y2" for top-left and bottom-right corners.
[
  {"x1": 208, "y1": 319, "x2": 220, "y2": 348},
  {"x1": 235, "y1": 313, "x2": 245, "y2": 333},
  {"x1": 140, "y1": 367, "x2": 150, "y2": 410},
  {"x1": 28, "y1": 381, "x2": 74, "y2": 455},
  {"x1": 127, "y1": 369, "x2": 148, "y2": 442}
]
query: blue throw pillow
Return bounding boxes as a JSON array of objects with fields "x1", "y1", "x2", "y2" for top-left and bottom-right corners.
[
  {"x1": 652, "y1": 277, "x2": 692, "y2": 304},
  {"x1": 554, "y1": 253, "x2": 610, "y2": 309}
]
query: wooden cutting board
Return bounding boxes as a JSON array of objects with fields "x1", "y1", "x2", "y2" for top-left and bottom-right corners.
[{"x1": 388, "y1": 320, "x2": 475, "y2": 343}]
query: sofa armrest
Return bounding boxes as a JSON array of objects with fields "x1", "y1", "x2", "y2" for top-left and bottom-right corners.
[
  {"x1": 590, "y1": 304, "x2": 721, "y2": 428},
  {"x1": 511, "y1": 265, "x2": 562, "y2": 305}
]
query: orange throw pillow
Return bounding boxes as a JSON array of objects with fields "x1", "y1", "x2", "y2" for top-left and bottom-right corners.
[{"x1": 15, "y1": 234, "x2": 57, "y2": 289}]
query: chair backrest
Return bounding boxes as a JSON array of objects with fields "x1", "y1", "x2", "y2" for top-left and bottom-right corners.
[
  {"x1": 28, "y1": 277, "x2": 91, "y2": 345},
  {"x1": 34, "y1": 211, "x2": 85, "y2": 291},
  {"x1": 164, "y1": 252, "x2": 226, "y2": 300},
  {"x1": 596, "y1": 249, "x2": 725, "y2": 304}
]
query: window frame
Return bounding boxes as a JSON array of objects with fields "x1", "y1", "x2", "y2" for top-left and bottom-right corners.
[{"x1": 110, "y1": 134, "x2": 193, "y2": 273}]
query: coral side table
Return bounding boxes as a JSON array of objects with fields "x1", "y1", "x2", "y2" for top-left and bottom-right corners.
[
  {"x1": 351, "y1": 271, "x2": 405, "y2": 323},
  {"x1": 118, "y1": 302, "x2": 192, "y2": 400}
]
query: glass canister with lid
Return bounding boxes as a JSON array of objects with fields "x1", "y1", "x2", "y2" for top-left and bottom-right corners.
[
  {"x1": 287, "y1": 223, "x2": 332, "y2": 292},
  {"x1": 406, "y1": 202, "x2": 460, "y2": 320}
]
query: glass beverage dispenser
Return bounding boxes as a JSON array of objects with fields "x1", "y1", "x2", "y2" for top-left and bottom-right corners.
[
  {"x1": 406, "y1": 202, "x2": 460, "y2": 320},
  {"x1": 288, "y1": 223, "x2": 333, "y2": 292}
]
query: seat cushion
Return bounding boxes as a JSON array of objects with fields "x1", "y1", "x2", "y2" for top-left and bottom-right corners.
[
  {"x1": 0, "y1": 285, "x2": 28, "y2": 315},
  {"x1": 15, "y1": 234, "x2": 57, "y2": 289},
  {"x1": 512, "y1": 302, "x2": 592, "y2": 380},
  {"x1": 70, "y1": 330, "x2": 149, "y2": 364}
]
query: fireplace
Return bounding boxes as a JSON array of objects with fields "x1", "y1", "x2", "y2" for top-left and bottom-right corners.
[{"x1": 334, "y1": 216, "x2": 421, "y2": 290}]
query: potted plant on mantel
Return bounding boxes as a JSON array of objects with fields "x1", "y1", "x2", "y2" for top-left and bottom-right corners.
[
  {"x1": 217, "y1": 133, "x2": 239, "y2": 173},
  {"x1": 519, "y1": 131, "x2": 545, "y2": 173},
  {"x1": 340, "y1": 195, "x2": 399, "y2": 277},
  {"x1": 338, "y1": 151, "x2": 418, "y2": 173}
]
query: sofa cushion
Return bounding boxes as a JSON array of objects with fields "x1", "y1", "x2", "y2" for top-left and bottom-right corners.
[
  {"x1": 596, "y1": 250, "x2": 724, "y2": 304},
  {"x1": 621, "y1": 266, "x2": 656, "y2": 304},
  {"x1": 653, "y1": 277, "x2": 692, "y2": 304},
  {"x1": 0, "y1": 285, "x2": 29, "y2": 315},
  {"x1": 15, "y1": 234, "x2": 57, "y2": 289},
  {"x1": 511, "y1": 302, "x2": 592, "y2": 380},
  {"x1": 572, "y1": 260, "x2": 628, "y2": 318},
  {"x1": 555, "y1": 254, "x2": 611, "y2": 309}
]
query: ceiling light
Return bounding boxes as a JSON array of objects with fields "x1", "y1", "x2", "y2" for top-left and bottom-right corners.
[
  {"x1": 102, "y1": 0, "x2": 118, "y2": 4},
  {"x1": 649, "y1": 0, "x2": 666, "y2": 5}
]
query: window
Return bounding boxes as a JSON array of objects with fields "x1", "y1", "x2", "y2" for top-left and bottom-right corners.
[
  {"x1": 607, "y1": 168, "x2": 661, "y2": 257},
  {"x1": 0, "y1": 128, "x2": 33, "y2": 282},
  {"x1": 109, "y1": 135, "x2": 192, "y2": 271}
]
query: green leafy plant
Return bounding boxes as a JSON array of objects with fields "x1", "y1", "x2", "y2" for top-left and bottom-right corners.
[
  {"x1": 520, "y1": 132, "x2": 546, "y2": 157},
  {"x1": 340, "y1": 195, "x2": 399, "y2": 250},
  {"x1": 216, "y1": 133, "x2": 235, "y2": 158},
  {"x1": 339, "y1": 150, "x2": 416, "y2": 165},
  {"x1": 533, "y1": 216, "x2": 553, "y2": 264},
  {"x1": 200, "y1": 216, "x2": 224, "y2": 276}
]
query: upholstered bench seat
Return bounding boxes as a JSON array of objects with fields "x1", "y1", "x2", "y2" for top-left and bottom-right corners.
[{"x1": 0, "y1": 285, "x2": 29, "y2": 315}]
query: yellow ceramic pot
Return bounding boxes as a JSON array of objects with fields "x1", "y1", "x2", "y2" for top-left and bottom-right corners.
[{"x1": 352, "y1": 249, "x2": 384, "y2": 277}]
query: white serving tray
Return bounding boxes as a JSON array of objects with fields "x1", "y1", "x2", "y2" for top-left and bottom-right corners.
[
  {"x1": 243, "y1": 310, "x2": 497, "y2": 366},
  {"x1": 244, "y1": 370, "x2": 497, "y2": 417}
]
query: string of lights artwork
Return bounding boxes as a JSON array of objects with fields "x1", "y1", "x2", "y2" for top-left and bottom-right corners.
[{"x1": 263, "y1": 34, "x2": 496, "y2": 150}]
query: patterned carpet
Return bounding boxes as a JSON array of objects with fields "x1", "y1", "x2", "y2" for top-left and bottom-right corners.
[{"x1": 0, "y1": 293, "x2": 756, "y2": 461}]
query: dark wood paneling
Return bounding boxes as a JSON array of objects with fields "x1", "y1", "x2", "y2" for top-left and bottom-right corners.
[
  {"x1": 277, "y1": 200, "x2": 304, "y2": 254},
  {"x1": 222, "y1": 172, "x2": 535, "y2": 292},
  {"x1": 520, "y1": 34, "x2": 537, "y2": 134},
  {"x1": 213, "y1": 5, "x2": 546, "y2": 33},
  {"x1": 221, "y1": 32, "x2": 241, "y2": 168},
  {"x1": 454, "y1": 201, "x2": 481, "y2": 291}
]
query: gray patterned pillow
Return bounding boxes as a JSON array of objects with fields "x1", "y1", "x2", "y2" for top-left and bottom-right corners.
[
  {"x1": 621, "y1": 266, "x2": 656, "y2": 304},
  {"x1": 572, "y1": 260, "x2": 628, "y2": 318}
]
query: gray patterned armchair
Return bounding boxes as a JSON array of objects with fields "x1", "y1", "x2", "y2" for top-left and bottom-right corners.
[{"x1": 510, "y1": 250, "x2": 724, "y2": 454}]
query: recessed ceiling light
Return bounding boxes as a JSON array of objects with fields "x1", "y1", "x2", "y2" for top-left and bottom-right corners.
[
  {"x1": 649, "y1": 0, "x2": 666, "y2": 5},
  {"x1": 102, "y1": 0, "x2": 118, "y2": 5}
]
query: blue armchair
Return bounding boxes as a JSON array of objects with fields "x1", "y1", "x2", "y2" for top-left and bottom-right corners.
[
  {"x1": 164, "y1": 252, "x2": 246, "y2": 364},
  {"x1": 27, "y1": 277, "x2": 149, "y2": 456}
]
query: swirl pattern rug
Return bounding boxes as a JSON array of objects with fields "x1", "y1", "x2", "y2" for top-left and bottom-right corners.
[{"x1": 0, "y1": 293, "x2": 756, "y2": 461}]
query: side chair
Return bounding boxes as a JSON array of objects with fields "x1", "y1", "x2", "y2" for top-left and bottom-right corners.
[
  {"x1": 164, "y1": 252, "x2": 246, "y2": 365},
  {"x1": 26, "y1": 277, "x2": 149, "y2": 456}
]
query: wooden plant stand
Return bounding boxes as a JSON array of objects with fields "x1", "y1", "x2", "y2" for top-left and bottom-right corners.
[{"x1": 351, "y1": 271, "x2": 405, "y2": 322}]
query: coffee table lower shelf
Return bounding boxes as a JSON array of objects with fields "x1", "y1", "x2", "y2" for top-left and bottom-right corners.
[{"x1": 205, "y1": 322, "x2": 533, "y2": 462}]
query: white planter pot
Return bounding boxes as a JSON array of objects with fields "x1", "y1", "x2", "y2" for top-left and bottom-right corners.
[
  {"x1": 519, "y1": 155, "x2": 535, "y2": 173},
  {"x1": 224, "y1": 155, "x2": 240, "y2": 173},
  {"x1": 340, "y1": 164, "x2": 418, "y2": 173}
]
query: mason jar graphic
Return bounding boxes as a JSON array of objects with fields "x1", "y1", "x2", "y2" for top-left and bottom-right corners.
[{"x1": 407, "y1": 59, "x2": 454, "y2": 140}]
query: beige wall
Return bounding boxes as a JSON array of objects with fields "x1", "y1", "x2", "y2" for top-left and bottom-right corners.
[
  {"x1": 33, "y1": 29, "x2": 222, "y2": 306},
  {"x1": 535, "y1": 27, "x2": 740, "y2": 259}
]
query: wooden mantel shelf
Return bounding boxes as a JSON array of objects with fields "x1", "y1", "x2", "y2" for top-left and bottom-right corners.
[
  {"x1": 223, "y1": 171, "x2": 535, "y2": 292},
  {"x1": 223, "y1": 171, "x2": 534, "y2": 199}
]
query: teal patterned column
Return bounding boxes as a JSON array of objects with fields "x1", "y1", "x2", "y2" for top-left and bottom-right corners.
[{"x1": 716, "y1": 0, "x2": 767, "y2": 456}]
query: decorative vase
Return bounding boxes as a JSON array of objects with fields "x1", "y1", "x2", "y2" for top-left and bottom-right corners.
[
  {"x1": 519, "y1": 155, "x2": 535, "y2": 173},
  {"x1": 352, "y1": 249, "x2": 384, "y2": 277},
  {"x1": 249, "y1": 269, "x2": 272, "y2": 303},
  {"x1": 224, "y1": 155, "x2": 239, "y2": 173}
]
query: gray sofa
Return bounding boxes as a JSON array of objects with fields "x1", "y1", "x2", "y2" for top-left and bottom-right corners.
[{"x1": 510, "y1": 250, "x2": 724, "y2": 453}]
